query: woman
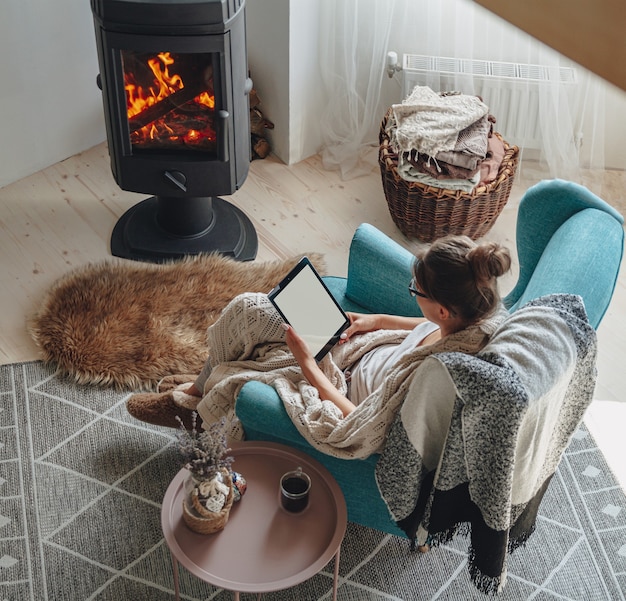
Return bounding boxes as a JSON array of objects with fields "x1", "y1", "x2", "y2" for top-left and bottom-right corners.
[{"x1": 128, "y1": 235, "x2": 511, "y2": 457}]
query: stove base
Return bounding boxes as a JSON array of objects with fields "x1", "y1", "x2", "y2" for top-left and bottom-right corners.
[{"x1": 111, "y1": 195, "x2": 258, "y2": 262}]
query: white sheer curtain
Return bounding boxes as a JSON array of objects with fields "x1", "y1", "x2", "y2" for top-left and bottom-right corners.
[
  {"x1": 317, "y1": 0, "x2": 606, "y2": 181},
  {"x1": 317, "y1": 0, "x2": 395, "y2": 179}
]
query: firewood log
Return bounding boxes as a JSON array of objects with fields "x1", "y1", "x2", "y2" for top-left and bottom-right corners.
[
  {"x1": 251, "y1": 134, "x2": 271, "y2": 160},
  {"x1": 128, "y1": 81, "x2": 209, "y2": 133}
]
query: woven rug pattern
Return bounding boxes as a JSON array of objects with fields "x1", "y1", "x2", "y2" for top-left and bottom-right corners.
[{"x1": 3, "y1": 361, "x2": 626, "y2": 600}]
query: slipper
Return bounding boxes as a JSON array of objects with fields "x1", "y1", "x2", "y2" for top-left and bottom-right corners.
[
  {"x1": 157, "y1": 374, "x2": 199, "y2": 393},
  {"x1": 126, "y1": 390, "x2": 200, "y2": 430}
]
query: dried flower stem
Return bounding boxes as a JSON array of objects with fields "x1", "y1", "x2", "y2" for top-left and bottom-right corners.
[{"x1": 176, "y1": 413, "x2": 234, "y2": 481}]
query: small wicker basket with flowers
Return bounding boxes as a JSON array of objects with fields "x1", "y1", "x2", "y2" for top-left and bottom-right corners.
[{"x1": 176, "y1": 414, "x2": 237, "y2": 534}]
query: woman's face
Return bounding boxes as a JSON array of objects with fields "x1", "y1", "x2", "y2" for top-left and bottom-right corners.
[
  {"x1": 417, "y1": 294, "x2": 441, "y2": 324},
  {"x1": 410, "y1": 277, "x2": 441, "y2": 323}
]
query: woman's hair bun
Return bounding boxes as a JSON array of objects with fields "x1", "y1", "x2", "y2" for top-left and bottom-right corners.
[{"x1": 468, "y1": 242, "x2": 511, "y2": 282}]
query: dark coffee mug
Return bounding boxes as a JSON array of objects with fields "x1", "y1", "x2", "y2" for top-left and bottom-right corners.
[{"x1": 279, "y1": 467, "x2": 311, "y2": 513}]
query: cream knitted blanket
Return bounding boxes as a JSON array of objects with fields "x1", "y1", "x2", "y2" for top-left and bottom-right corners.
[
  {"x1": 391, "y1": 86, "x2": 488, "y2": 157},
  {"x1": 196, "y1": 293, "x2": 505, "y2": 459}
]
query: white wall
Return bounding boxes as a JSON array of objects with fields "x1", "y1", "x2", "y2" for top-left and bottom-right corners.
[
  {"x1": 246, "y1": 0, "x2": 290, "y2": 162},
  {"x1": 603, "y1": 84, "x2": 626, "y2": 169},
  {"x1": 0, "y1": 0, "x2": 106, "y2": 189},
  {"x1": 287, "y1": 1, "x2": 324, "y2": 163},
  {"x1": 246, "y1": 0, "x2": 324, "y2": 164}
]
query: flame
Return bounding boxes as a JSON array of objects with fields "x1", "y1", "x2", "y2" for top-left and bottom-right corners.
[
  {"x1": 196, "y1": 91, "x2": 215, "y2": 109},
  {"x1": 125, "y1": 52, "x2": 183, "y2": 119},
  {"x1": 124, "y1": 51, "x2": 216, "y2": 149},
  {"x1": 184, "y1": 130, "x2": 200, "y2": 144}
]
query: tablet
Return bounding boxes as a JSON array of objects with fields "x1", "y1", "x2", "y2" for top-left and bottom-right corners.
[{"x1": 268, "y1": 257, "x2": 350, "y2": 361}]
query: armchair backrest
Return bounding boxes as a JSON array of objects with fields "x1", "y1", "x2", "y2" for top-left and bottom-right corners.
[
  {"x1": 345, "y1": 223, "x2": 424, "y2": 317},
  {"x1": 504, "y1": 179, "x2": 624, "y2": 328}
]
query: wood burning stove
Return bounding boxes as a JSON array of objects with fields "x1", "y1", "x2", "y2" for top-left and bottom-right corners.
[{"x1": 90, "y1": 0, "x2": 257, "y2": 262}]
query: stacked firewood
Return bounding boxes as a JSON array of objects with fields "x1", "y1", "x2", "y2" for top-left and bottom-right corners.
[{"x1": 249, "y1": 88, "x2": 274, "y2": 160}]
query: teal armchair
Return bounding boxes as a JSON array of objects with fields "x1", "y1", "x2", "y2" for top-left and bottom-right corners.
[{"x1": 235, "y1": 179, "x2": 624, "y2": 537}]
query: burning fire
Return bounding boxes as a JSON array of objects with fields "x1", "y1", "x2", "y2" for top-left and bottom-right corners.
[
  {"x1": 123, "y1": 51, "x2": 216, "y2": 149},
  {"x1": 126, "y1": 52, "x2": 181, "y2": 118}
]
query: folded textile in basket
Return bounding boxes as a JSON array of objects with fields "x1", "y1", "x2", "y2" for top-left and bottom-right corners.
[
  {"x1": 391, "y1": 86, "x2": 488, "y2": 156},
  {"x1": 389, "y1": 87, "x2": 509, "y2": 190},
  {"x1": 403, "y1": 132, "x2": 506, "y2": 188},
  {"x1": 479, "y1": 134, "x2": 506, "y2": 185},
  {"x1": 436, "y1": 113, "x2": 492, "y2": 169},
  {"x1": 396, "y1": 157, "x2": 481, "y2": 192},
  {"x1": 408, "y1": 151, "x2": 478, "y2": 181}
]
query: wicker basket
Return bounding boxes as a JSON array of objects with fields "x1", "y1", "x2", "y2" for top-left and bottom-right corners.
[
  {"x1": 379, "y1": 109, "x2": 519, "y2": 242},
  {"x1": 182, "y1": 470, "x2": 234, "y2": 534}
]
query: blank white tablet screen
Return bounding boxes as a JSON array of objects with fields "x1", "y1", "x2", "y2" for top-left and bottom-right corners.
[{"x1": 271, "y1": 263, "x2": 347, "y2": 358}]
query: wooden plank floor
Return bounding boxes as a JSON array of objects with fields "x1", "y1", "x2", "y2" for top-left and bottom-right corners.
[{"x1": 1, "y1": 142, "x2": 624, "y2": 486}]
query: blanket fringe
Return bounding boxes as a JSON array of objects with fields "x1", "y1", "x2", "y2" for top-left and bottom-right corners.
[
  {"x1": 468, "y1": 547, "x2": 505, "y2": 595},
  {"x1": 508, "y1": 522, "x2": 536, "y2": 553},
  {"x1": 408, "y1": 523, "x2": 467, "y2": 552},
  {"x1": 408, "y1": 523, "x2": 505, "y2": 595}
]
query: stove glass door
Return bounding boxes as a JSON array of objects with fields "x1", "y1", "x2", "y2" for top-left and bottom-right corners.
[{"x1": 121, "y1": 50, "x2": 217, "y2": 157}]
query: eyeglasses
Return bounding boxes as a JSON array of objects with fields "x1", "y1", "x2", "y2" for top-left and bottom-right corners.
[{"x1": 408, "y1": 278, "x2": 428, "y2": 299}]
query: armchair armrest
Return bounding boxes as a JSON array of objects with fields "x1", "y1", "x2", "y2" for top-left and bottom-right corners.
[{"x1": 235, "y1": 380, "x2": 305, "y2": 446}]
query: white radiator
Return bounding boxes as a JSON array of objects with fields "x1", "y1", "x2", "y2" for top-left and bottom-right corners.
[{"x1": 399, "y1": 54, "x2": 577, "y2": 151}]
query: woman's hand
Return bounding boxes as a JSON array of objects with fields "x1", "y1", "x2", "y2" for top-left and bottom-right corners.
[
  {"x1": 283, "y1": 323, "x2": 316, "y2": 370},
  {"x1": 282, "y1": 323, "x2": 356, "y2": 416},
  {"x1": 339, "y1": 312, "x2": 380, "y2": 343},
  {"x1": 339, "y1": 312, "x2": 428, "y2": 343}
]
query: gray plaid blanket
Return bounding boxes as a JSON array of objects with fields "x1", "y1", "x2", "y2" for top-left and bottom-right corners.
[{"x1": 375, "y1": 294, "x2": 597, "y2": 593}]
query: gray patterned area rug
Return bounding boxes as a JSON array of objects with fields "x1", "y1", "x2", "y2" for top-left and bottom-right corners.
[{"x1": 3, "y1": 361, "x2": 626, "y2": 600}]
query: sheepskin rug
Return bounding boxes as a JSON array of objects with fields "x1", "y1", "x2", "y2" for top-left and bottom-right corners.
[{"x1": 29, "y1": 252, "x2": 326, "y2": 390}]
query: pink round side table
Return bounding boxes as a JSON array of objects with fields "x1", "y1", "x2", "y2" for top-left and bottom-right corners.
[{"x1": 161, "y1": 441, "x2": 347, "y2": 600}]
